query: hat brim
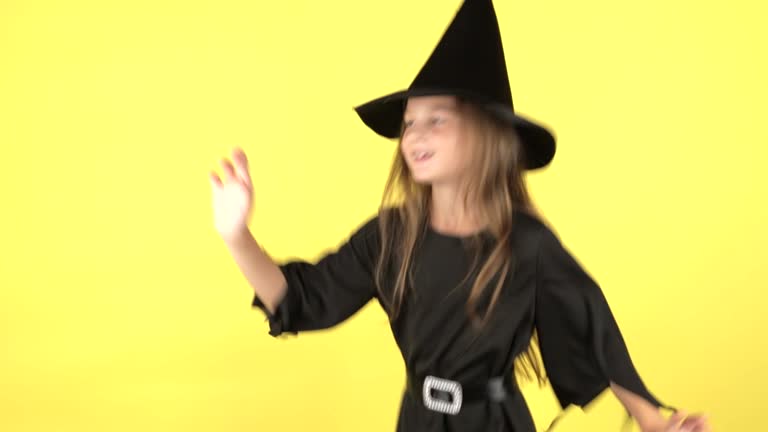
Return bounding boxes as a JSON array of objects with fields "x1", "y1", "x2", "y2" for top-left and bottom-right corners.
[{"x1": 354, "y1": 89, "x2": 556, "y2": 170}]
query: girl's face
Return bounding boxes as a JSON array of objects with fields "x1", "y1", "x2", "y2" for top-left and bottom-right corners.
[{"x1": 401, "y1": 95, "x2": 474, "y2": 186}]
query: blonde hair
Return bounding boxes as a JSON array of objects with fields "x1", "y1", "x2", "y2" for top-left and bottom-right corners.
[{"x1": 373, "y1": 97, "x2": 548, "y2": 385}]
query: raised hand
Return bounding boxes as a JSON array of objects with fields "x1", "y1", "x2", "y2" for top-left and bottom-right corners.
[
  {"x1": 210, "y1": 147, "x2": 254, "y2": 242},
  {"x1": 654, "y1": 410, "x2": 711, "y2": 432}
]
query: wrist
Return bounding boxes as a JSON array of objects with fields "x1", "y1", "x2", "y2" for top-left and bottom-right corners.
[
  {"x1": 221, "y1": 225, "x2": 254, "y2": 247},
  {"x1": 637, "y1": 415, "x2": 667, "y2": 432}
]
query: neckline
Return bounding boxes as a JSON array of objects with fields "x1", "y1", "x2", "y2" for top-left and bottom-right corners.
[{"x1": 426, "y1": 223, "x2": 490, "y2": 241}]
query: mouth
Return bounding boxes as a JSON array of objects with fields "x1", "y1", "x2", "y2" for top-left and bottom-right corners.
[{"x1": 412, "y1": 150, "x2": 434, "y2": 163}]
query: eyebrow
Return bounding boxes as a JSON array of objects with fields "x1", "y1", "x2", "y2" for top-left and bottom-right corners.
[{"x1": 404, "y1": 105, "x2": 457, "y2": 116}]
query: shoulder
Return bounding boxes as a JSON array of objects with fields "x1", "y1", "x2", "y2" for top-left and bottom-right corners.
[
  {"x1": 512, "y1": 208, "x2": 559, "y2": 247},
  {"x1": 512, "y1": 208, "x2": 545, "y2": 231},
  {"x1": 511, "y1": 209, "x2": 578, "y2": 275},
  {"x1": 350, "y1": 205, "x2": 401, "y2": 245}
]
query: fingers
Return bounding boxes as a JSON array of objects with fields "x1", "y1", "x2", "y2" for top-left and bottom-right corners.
[
  {"x1": 209, "y1": 171, "x2": 222, "y2": 188},
  {"x1": 682, "y1": 414, "x2": 710, "y2": 432},
  {"x1": 220, "y1": 158, "x2": 236, "y2": 181},
  {"x1": 663, "y1": 410, "x2": 686, "y2": 431},
  {"x1": 666, "y1": 410, "x2": 710, "y2": 432},
  {"x1": 668, "y1": 410, "x2": 687, "y2": 425},
  {"x1": 211, "y1": 147, "x2": 251, "y2": 188},
  {"x1": 231, "y1": 147, "x2": 252, "y2": 189}
]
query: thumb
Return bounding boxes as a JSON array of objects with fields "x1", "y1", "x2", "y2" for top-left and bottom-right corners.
[{"x1": 666, "y1": 410, "x2": 687, "y2": 430}]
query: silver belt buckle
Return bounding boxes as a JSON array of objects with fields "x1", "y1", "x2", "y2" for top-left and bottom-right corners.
[{"x1": 422, "y1": 375, "x2": 463, "y2": 415}]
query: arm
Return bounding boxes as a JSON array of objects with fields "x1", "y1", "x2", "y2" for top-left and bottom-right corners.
[
  {"x1": 533, "y1": 224, "x2": 674, "y2": 428},
  {"x1": 223, "y1": 227, "x2": 287, "y2": 315},
  {"x1": 240, "y1": 216, "x2": 380, "y2": 337},
  {"x1": 211, "y1": 148, "x2": 287, "y2": 315},
  {"x1": 611, "y1": 382, "x2": 666, "y2": 431},
  {"x1": 210, "y1": 148, "x2": 379, "y2": 336},
  {"x1": 612, "y1": 383, "x2": 711, "y2": 432}
]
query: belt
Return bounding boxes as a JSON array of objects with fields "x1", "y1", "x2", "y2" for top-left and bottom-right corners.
[{"x1": 406, "y1": 372, "x2": 515, "y2": 415}]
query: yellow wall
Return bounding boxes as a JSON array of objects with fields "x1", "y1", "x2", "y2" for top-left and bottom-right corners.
[{"x1": 1, "y1": 0, "x2": 765, "y2": 430}]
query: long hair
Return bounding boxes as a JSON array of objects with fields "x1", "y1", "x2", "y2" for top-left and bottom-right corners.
[{"x1": 372, "y1": 97, "x2": 549, "y2": 386}]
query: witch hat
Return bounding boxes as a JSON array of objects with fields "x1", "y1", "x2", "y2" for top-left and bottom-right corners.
[{"x1": 354, "y1": 0, "x2": 556, "y2": 170}]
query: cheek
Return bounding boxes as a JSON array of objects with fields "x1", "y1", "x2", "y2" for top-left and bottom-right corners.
[
  {"x1": 433, "y1": 127, "x2": 458, "y2": 150},
  {"x1": 399, "y1": 137, "x2": 410, "y2": 156},
  {"x1": 446, "y1": 141, "x2": 476, "y2": 174},
  {"x1": 440, "y1": 132, "x2": 467, "y2": 162},
  {"x1": 400, "y1": 130, "x2": 420, "y2": 151}
]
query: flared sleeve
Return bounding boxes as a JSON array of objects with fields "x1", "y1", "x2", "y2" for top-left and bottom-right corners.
[
  {"x1": 251, "y1": 215, "x2": 380, "y2": 337},
  {"x1": 534, "y1": 225, "x2": 667, "y2": 414}
]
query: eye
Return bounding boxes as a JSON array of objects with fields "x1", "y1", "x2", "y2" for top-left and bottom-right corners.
[
  {"x1": 403, "y1": 119, "x2": 414, "y2": 129},
  {"x1": 430, "y1": 116, "x2": 445, "y2": 125}
]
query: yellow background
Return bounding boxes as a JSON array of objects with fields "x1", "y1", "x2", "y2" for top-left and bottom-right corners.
[{"x1": 1, "y1": 0, "x2": 765, "y2": 430}]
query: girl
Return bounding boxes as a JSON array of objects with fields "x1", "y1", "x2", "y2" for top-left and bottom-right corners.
[{"x1": 209, "y1": 1, "x2": 710, "y2": 431}]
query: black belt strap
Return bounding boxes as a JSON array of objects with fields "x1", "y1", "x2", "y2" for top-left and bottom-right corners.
[{"x1": 406, "y1": 372, "x2": 515, "y2": 404}]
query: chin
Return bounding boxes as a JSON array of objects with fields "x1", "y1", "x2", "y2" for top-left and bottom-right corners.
[
  {"x1": 407, "y1": 163, "x2": 445, "y2": 185},
  {"x1": 410, "y1": 172, "x2": 438, "y2": 185}
]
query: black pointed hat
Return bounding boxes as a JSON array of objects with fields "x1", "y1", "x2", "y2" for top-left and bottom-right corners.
[{"x1": 354, "y1": 0, "x2": 556, "y2": 170}]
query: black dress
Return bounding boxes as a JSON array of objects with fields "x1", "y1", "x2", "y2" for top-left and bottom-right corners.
[{"x1": 251, "y1": 209, "x2": 668, "y2": 431}]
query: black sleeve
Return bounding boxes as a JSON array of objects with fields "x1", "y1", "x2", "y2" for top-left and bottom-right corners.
[
  {"x1": 534, "y1": 226, "x2": 666, "y2": 411},
  {"x1": 251, "y1": 215, "x2": 380, "y2": 337}
]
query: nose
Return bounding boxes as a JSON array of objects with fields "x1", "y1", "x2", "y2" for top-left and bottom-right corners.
[{"x1": 403, "y1": 122, "x2": 428, "y2": 146}]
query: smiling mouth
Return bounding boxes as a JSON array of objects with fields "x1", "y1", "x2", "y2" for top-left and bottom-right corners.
[{"x1": 413, "y1": 151, "x2": 434, "y2": 162}]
